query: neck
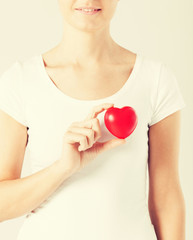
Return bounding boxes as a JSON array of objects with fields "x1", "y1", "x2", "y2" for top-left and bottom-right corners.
[{"x1": 53, "y1": 22, "x2": 119, "y2": 67}]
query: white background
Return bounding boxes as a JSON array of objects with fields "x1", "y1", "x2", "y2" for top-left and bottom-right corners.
[{"x1": 0, "y1": 0, "x2": 192, "y2": 239}]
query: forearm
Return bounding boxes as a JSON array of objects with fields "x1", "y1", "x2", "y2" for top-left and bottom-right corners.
[
  {"x1": 0, "y1": 159, "x2": 74, "y2": 222},
  {"x1": 149, "y1": 188, "x2": 186, "y2": 240}
]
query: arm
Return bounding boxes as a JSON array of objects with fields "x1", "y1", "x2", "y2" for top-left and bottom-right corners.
[
  {"x1": 0, "y1": 110, "x2": 73, "y2": 222},
  {"x1": 148, "y1": 110, "x2": 186, "y2": 240}
]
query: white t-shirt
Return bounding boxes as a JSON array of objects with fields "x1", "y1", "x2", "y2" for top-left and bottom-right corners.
[{"x1": 0, "y1": 53, "x2": 186, "y2": 240}]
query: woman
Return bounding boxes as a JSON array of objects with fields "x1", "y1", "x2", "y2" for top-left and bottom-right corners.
[{"x1": 0, "y1": 0, "x2": 186, "y2": 239}]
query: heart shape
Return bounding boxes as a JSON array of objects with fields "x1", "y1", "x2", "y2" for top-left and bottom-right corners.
[{"x1": 104, "y1": 106, "x2": 138, "y2": 139}]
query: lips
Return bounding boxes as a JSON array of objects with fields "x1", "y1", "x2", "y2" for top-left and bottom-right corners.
[
  {"x1": 75, "y1": 7, "x2": 101, "y2": 9},
  {"x1": 76, "y1": 8, "x2": 101, "y2": 10},
  {"x1": 75, "y1": 8, "x2": 101, "y2": 11},
  {"x1": 75, "y1": 7, "x2": 102, "y2": 10}
]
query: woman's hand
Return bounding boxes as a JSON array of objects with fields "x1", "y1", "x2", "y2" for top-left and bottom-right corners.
[{"x1": 58, "y1": 103, "x2": 126, "y2": 174}]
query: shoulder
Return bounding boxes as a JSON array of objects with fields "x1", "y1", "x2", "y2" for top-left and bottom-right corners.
[
  {"x1": 134, "y1": 54, "x2": 164, "y2": 92},
  {"x1": 137, "y1": 54, "x2": 178, "y2": 92},
  {"x1": 138, "y1": 54, "x2": 177, "y2": 80},
  {"x1": 16, "y1": 54, "x2": 42, "y2": 84},
  {"x1": 0, "y1": 55, "x2": 40, "y2": 78},
  {"x1": 138, "y1": 54, "x2": 163, "y2": 74},
  {"x1": 18, "y1": 54, "x2": 41, "y2": 72},
  {"x1": 0, "y1": 54, "x2": 42, "y2": 95},
  {"x1": 0, "y1": 60, "x2": 22, "y2": 90}
]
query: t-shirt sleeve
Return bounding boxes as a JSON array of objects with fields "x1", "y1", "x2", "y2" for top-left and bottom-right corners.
[
  {"x1": 0, "y1": 61, "x2": 27, "y2": 127},
  {"x1": 149, "y1": 63, "x2": 186, "y2": 127}
]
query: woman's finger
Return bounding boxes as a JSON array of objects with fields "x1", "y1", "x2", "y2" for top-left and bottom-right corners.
[
  {"x1": 84, "y1": 103, "x2": 114, "y2": 121},
  {"x1": 63, "y1": 131, "x2": 88, "y2": 150},
  {"x1": 70, "y1": 118, "x2": 101, "y2": 141},
  {"x1": 67, "y1": 126, "x2": 95, "y2": 149}
]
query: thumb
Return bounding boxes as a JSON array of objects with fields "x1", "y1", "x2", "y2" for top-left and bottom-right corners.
[{"x1": 100, "y1": 138, "x2": 126, "y2": 153}]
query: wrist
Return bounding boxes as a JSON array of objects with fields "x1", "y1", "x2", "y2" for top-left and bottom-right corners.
[{"x1": 54, "y1": 159, "x2": 76, "y2": 177}]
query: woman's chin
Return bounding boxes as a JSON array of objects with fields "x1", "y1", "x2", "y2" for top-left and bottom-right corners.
[{"x1": 70, "y1": 21, "x2": 105, "y2": 32}]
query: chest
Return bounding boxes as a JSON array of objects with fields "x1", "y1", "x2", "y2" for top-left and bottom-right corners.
[{"x1": 44, "y1": 64, "x2": 134, "y2": 100}]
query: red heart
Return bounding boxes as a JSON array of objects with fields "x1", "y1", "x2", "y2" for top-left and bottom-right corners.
[{"x1": 104, "y1": 106, "x2": 138, "y2": 139}]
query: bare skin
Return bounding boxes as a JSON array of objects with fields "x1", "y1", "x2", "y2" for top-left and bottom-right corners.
[
  {"x1": 41, "y1": 46, "x2": 137, "y2": 101},
  {"x1": 41, "y1": 0, "x2": 136, "y2": 101},
  {"x1": 148, "y1": 111, "x2": 186, "y2": 240}
]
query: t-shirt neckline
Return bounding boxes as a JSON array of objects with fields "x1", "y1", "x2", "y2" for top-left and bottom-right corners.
[{"x1": 37, "y1": 52, "x2": 142, "y2": 104}]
